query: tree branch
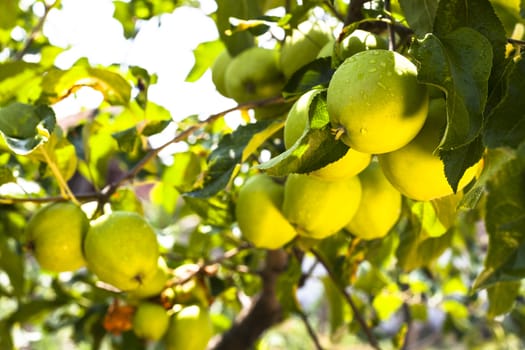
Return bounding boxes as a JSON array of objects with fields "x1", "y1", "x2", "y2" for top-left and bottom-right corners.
[
  {"x1": 207, "y1": 249, "x2": 288, "y2": 350},
  {"x1": 311, "y1": 248, "x2": 381, "y2": 350},
  {"x1": 0, "y1": 95, "x2": 291, "y2": 206},
  {"x1": 297, "y1": 308, "x2": 324, "y2": 350},
  {"x1": 15, "y1": 0, "x2": 59, "y2": 60}
]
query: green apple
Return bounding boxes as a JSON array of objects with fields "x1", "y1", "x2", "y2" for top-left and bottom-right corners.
[
  {"x1": 26, "y1": 202, "x2": 89, "y2": 273},
  {"x1": 280, "y1": 20, "x2": 333, "y2": 78},
  {"x1": 211, "y1": 49, "x2": 232, "y2": 97},
  {"x1": 132, "y1": 302, "x2": 169, "y2": 341},
  {"x1": 84, "y1": 211, "x2": 159, "y2": 291},
  {"x1": 345, "y1": 161, "x2": 402, "y2": 240},
  {"x1": 236, "y1": 174, "x2": 297, "y2": 249},
  {"x1": 378, "y1": 98, "x2": 483, "y2": 201},
  {"x1": 224, "y1": 47, "x2": 285, "y2": 104},
  {"x1": 165, "y1": 305, "x2": 214, "y2": 350},
  {"x1": 327, "y1": 49, "x2": 429, "y2": 154},
  {"x1": 336, "y1": 29, "x2": 387, "y2": 60},
  {"x1": 284, "y1": 89, "x2": 371, "y2": 180},
  {"x1": 282, "y1": 173, "x2": 362, "y2": 239},
  {"x1": 127, "y1": 257, "x2": 170, "y2": 300}
]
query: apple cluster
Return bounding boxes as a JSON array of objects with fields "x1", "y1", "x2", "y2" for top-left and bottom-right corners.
[
  {"x1": 25, "y1": 207, "x2": 213, "y2": 348},
  {"x1": 210, "y1": 21, "x2": 483, "y2": 249}
]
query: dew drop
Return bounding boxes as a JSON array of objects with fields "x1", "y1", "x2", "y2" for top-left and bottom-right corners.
[
  {"x1": 360, "y1": 128, "x2": 368, "y2": 135},
  {"x1": 368, "y1": 68, "x2": 377, "y2": 72}
]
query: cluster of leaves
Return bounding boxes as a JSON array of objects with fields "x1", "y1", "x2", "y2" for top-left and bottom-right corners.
[{"x1": 0, "y1": 0, "x2": 525, "y2": 349}]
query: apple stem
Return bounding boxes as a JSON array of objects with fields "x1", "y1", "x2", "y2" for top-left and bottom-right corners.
[
  {"x1": 38, "y1": 146, "x2": 80, "y2": 206},
  {"x1": 331, "y1": 126, "x2": 346, "y2": 141}
]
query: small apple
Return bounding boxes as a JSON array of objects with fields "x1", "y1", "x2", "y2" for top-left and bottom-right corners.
[
  {"x1": 224, "y1": 47, "x2": 285, "y2": 104},
  {"x1": 280, "y1": 20, "x2": 333, "y2": 78},
  {"x1": 26, "y1": 202, "x2": 88, "y2": 273},
  {"x1": 127, "y1": 257, "x2": 170, "y2": 300},
  {"x1": 283, "y1": 173, "x2": 362, "y2": 239},
  {"x1": 165, "y1": 305, "x2": 214, "y2": 350},
  {"x1": 83, "y1": 211, "x2": 159, "y2": 291},
  {"x1": 236, "y1": 174, "x2": 297, "y2": 249},
  {"x1": 211, "y1": 49, "x2": 233, "y2": 97},
  {"x1": 132, "y1": 302, "x2": 169, "y2": 340}
]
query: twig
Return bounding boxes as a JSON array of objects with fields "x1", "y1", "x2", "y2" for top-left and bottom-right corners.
[
  {"x1": 400, "y1": 302, "x2": 412, "y2": 350},
  {"x1": 322, "y1": 0, "x2": 345, "y2": 23},
  {"x1": 507, "y1": 38, "x2": 525, "y2": 46},
  {"x1": 311, "y1": 248, "x2": 381, "y2": 350},
  {"x1": 166, "y1": 243, "x2": 253, "y2": 288},
  {"x1": 38, "y1": 146, "x2": 80, "y2": 205},
  {"x1": 344, "y1": 0, "x2": 373, "y2": 26},
  {"x1": 98, "y1": 95, "x2": 289, "y2": 204},
  {"x1": 15, "y1": 1, "x2": 59, "y2": 60},
  {"x1": 297, "y1": 308, "x2": 324, "y2": 350},
  {"x1": 383, "y1": 0, "x2": 396, "y2": 51},
  {"x1": 1, "y1": 95, "x2": 289, "y2": 206}
]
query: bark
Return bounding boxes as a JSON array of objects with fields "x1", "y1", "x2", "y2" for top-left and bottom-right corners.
[{"x1": 207, "y1": 249, "x2": 288, "y2": 350}]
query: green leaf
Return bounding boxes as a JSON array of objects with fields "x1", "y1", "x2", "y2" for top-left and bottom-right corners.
[
  {"x1": 0, "y1": 0, "x2": 17, "y2": 29},
  {"x1": 282, "y1": 57, "x2": 335, "y2": 97},
  {"x1": 460, "y1": 148, "x2": 515, "y2": 210},
  {"x1": 433, "y1": 0, "x2": 507, "y2": 71},
  {"x1": 410, "y1": 201, "x2": 448, "y2": 238},
  {"x1": 487, "y1": 281, "x2": 521, "y2": 318},
  {"x1": 410, "y1": 28, "x2": 493, "y2": 150},
  {"x1": 9, "y1": 299, "x2": 64, "y2": 323},
  {"x1": 182, "y1": 194, "x2": 233, "y2": 227},
  {"x1": 396, "y1": 211, "x2": 454, "y2": 271},
  {"x1": 112, "y1": 127, "x2": 139, "y2": 153},
  {"x1": 484, "y1": 57, "x2": 525, "y2": 149},
  {"x1": 0, "y1": 61, "x2": 43, "y2": 105},
  {"x1": 39, "y1": 66, "x2": 131, "y2": 105},
  {"x1": 521, "y1": 0, "x2": 525, "y2": 18},
  {"x1": 188, "y1": 120, "x2": 282, "y2": 198},
  {"x1": 439, "y1": 135, "x2": 485, "y2": 193},
  {"x1": 0, "y1": 166, "x2": 15, "y2": 185},
  {"x1": 0, "y1": 102, "x2": 56, "y2": 155},
  {"x1": 258, "y1": 91, "x2": 348, "y2": 176},
  {"x1": 473, "y1": 145, "x2": 525, "y2": 290},
  {"x1": 162, "y1": 151, "x2": 202, "y2": 192},
  {"x1": 398, "y1": 0, "x2": 439, "y2": 36},
  {"x1": 373, "y1": 286, "x2": 404, "y2": 321},
  {"x1": 0, "y1": 236, "x2": 25, "y2": 298},
  {"x1": 186, "y1": 39, "x2": 225, "y2": 82},
  {"x1": 215, "y1": 0, "x2": 259, "y2": 56}
]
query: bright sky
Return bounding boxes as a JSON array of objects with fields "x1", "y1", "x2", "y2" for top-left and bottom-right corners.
[{"x1": 41, "y1": 0, "x2": 235, "y2": 122}]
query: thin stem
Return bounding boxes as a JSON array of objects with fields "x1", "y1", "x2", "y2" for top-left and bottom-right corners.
[
  {"x1": 39, "y1": 146, "x2": 80, "y2": 205},
  {"x1": 384, "y1": 0, "x2": 396, "y2": 51},
  {"x1": 166, "y1": 243, "x2": 252, "y2": 287},
  {"x1": 297, "y1": 308, "x2": 324, "y2": 350},
  {"x1": 311, "y1": 248, "x2": 381, "y2": 350},
  {"x1": 98, "y1": 95, "x2": 289, "y2": 202},
  {"x1": 15, "y1": 0, "x2": 59, "y2": 60},
  {"x1": 508, "y1": 38, "x2": 525, "y2": 46},
  {"x1": 322, "y1": 0, "x2": 345, "y2": 23}
]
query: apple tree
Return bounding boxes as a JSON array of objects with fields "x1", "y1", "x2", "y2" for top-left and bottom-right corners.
[{"x1": 1, "y1": 0, "x2": 525, "y2": 349}]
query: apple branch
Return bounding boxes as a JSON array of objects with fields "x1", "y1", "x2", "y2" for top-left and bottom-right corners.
[
  {"x1": 14, "y1": 0, "x2": 59, "y2": 61},
  {"x1": 311, "y1": 248, "x2": 382, "y2": 350},
  {"x1": 207, "y1": 249, "x2": 288, "y2": 350},
  {"x1": 0, "y1": 96, "x2": 290, "y2": 206}
]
